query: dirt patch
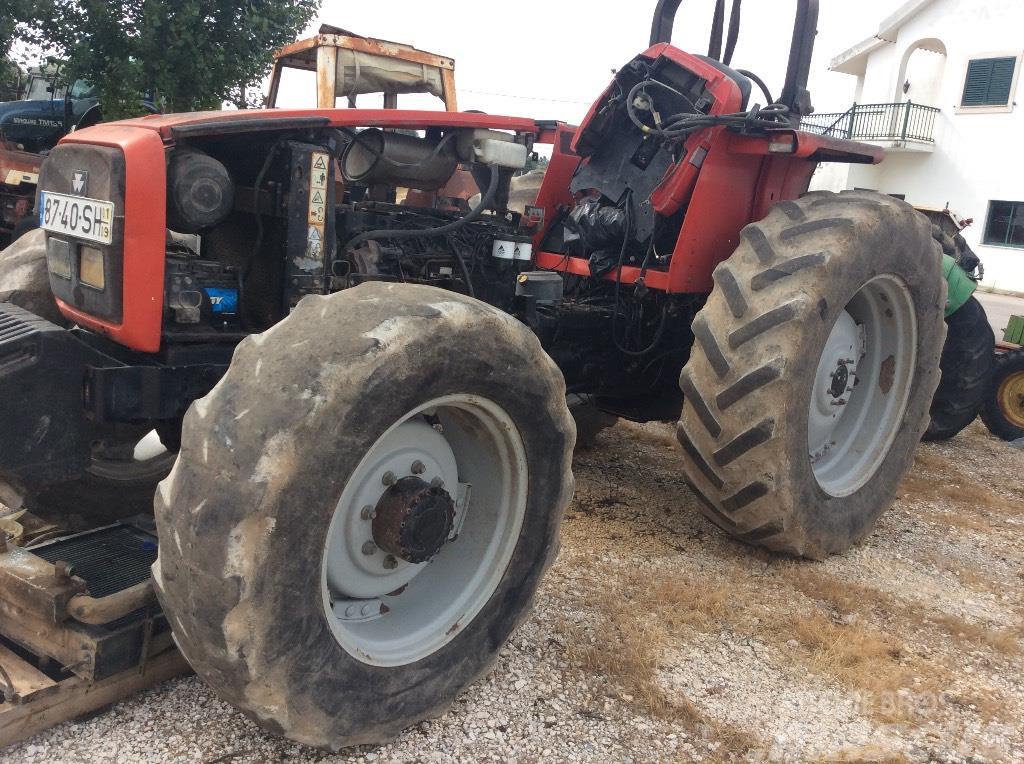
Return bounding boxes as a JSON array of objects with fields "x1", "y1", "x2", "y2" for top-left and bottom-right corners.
[{"x1": 7, "y1": 422, "x2": 1023, "y2": 763}]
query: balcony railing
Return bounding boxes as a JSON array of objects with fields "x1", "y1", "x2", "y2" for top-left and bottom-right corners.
[{"x1": 800, "y1": 102, "x2": 940, "y2": 144}]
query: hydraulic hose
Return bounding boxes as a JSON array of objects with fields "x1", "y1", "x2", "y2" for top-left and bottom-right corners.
[
  {"x1": 625, "y1": 79, "x2": 790, "y2": 140},
  {"x1": 344, "y1": 164, "x2": 500, "y2": 252}
]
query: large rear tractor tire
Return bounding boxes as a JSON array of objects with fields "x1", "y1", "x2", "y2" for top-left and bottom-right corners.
[
  {"x1": 923, "y1": 296, "x2": 994, "y2": 441},
  {"x1": 981, "y1": 348, "x2": 1024, "y2": 441},
  {"x1": 153, "y1": 282, "x2": 574, "y2": 750},
  {"x1": 677, "y1": 190, "x2": 945, "y2": 558}
]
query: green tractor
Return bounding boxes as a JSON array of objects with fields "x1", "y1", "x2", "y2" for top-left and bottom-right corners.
[
  {"x1": 982, "y1": 315, "x2": 1024, "y2": 442},
  {"x1": 916, "y1": 206, "x2": 994, "y2": 441}
]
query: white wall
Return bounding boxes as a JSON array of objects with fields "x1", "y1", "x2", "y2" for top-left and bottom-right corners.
[{"x1": 818, "y1": 0, "x2": 1024, "y2": 292}]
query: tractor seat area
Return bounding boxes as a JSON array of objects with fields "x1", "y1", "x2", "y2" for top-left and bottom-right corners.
[{"x1": 694, "y1": 55, "x2": 752, "y2": 110}]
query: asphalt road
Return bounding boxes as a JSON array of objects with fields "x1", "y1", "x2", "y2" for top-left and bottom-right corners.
[{"x1": 975, "y1": 291, "x2": 1024, "y2": 338}]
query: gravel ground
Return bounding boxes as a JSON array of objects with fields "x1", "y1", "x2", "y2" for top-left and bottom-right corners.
[{"x1": 4, "y1": 419, "x2": 1023, "y2": 763}]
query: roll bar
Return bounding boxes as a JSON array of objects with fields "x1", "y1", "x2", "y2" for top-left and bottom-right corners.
[{"x1": 649, "y1": 0, "x2": 818, "y2": 116}]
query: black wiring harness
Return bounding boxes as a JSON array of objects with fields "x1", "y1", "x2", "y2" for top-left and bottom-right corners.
[{"x1": 625, "y1": 78, "x2": 790, "y2": 140}]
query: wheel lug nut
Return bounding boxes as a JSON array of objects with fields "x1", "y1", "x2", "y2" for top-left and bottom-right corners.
[
  {"x1": 381, "y1": 471, "x2": 396, "y2": 486},
  {"x1": 361, "y1": 541, "x2": 377, "y2": 555},
  {"x1": 360, "y1": 505, "x2": 375, "y2": 520},
  {"x1": 411, "y1": 460, "x2": 426, "y2": 475},
  {"x1": 430, "y1": 477, "x2": 444, "y2": 489},
  {"x1": 382, "y1": 554, "x2": 398, "y2": 570}
]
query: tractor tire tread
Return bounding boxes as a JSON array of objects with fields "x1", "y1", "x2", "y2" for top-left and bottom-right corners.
[{"x1": 677, "y1": 190, "x2": 945, "y2": 558}]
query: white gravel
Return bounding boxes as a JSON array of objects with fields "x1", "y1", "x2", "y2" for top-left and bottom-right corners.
[{"x1": 3, "y1": 420, "x2": 1023, "y2": 763}]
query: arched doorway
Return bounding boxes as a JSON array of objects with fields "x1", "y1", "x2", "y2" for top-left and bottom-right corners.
[{"x1": 896, "y1": 38, "x2": 947, "y2": 106}]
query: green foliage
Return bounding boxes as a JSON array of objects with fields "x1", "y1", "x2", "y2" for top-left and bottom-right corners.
[
  {"x1": 523, "y1": 154, "x2": 550, "y2": 174},
  {"x1": 1, "y1": 0, "x2": 38, "y2": 101},
  {"x1": 0, "y1": 59, "x2": 24, "y2": 101},
  {"x1": 17, "y1": 0, "x2": 321, "y2": 119}
]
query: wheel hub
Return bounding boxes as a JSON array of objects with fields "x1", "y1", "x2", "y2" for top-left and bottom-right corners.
[
  {"x1": 372, "y1": 476, "x2": 455, "y2": 564},
  {"x1": 998, "y1": 372, "x2": 1024, "y2": 427},
  {"x1": 321, "y1": 395, "x2": 530, "y2": 667},
  {"x1": 808, "y1": 310, "x2": 861, "y2": 462},
  {"x1": 828, "y1": 362, "x2": 850, "y2": 400},
  {"x1": 807, "y1": 275, "x2": 917, "y2": 497}
]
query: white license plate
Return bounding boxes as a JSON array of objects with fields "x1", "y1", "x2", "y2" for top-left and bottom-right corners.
[{"x1": 39, "y1": 191, "x2": 115, "y2": 245}]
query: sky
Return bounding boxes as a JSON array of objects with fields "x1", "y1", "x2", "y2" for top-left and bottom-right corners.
[{"x1": 274, "y1": 0, "x2": 895, "y2": 119}]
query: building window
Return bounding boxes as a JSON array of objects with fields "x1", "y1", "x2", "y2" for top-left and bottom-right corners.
[
  {"x1": 961, "y1": 56, "x2": 1017, "y2": 107},
  {"x1": 984, "y1": 201, "x2": 1024, "y2": 248}
]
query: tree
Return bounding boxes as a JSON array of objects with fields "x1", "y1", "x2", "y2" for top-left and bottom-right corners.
[
  {"x1": 0, "y1": 58, "x2": 24, "y2": 101},
  {"x1": 20, "y1": 0, "x2": 321, "y2": 119},
  {"x1": 1, "y1": 0, "x2": 38, "y2": 101}
]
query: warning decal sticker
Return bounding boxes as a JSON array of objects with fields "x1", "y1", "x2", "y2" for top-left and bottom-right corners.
[{"x1": 307, "y1": 152, "x2": 329, "y2": 258}]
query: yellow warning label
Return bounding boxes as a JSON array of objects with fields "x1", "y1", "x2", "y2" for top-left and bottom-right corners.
[
  {"x1": 307, "y1": 152, "x2": 329, "y2": 258},
  {"x1": 310, "y1": 152, "x2": 329, "y2": 190}
]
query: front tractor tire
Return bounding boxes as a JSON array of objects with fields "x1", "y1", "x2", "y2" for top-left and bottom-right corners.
[
  {"x1": 153, "y1": 283, "x2": 575, "y2": 750},
  {"x1": 677, "y1": 191, "x2": 946, "y2": 558}
]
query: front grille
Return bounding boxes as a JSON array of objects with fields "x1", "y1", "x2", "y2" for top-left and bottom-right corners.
[
  {"x1": 33, "y1": 523, "x2": 157, "y2": 598},
  {"x1": 38, "y1": 143, "x2": 126, "y2": 323}
]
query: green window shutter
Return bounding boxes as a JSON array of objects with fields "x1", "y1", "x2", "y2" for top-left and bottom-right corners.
[
  {"x1": 962, "y1": 57, "x2": 1017, "y2": 106},
  {"x1": 984, "y1": 201, "x2": 1024, "y2": 247}
]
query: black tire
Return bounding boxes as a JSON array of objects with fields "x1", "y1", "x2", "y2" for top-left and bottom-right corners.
[
  {"x1": 568, "y1": 394, "x2": 616, "y2": 451},
  {"x1": 981, "y1": 348, "x2": 1024, "y2": 441},
  {"x1": 0, "y1": 227, "x2": 66, "y2": 326},
  {"x1": 153, "y1": 282, "x2": 574, "y2": 750},
  {"x1": 0, "y1": 229, "x2": 173, "y2": 522},
  {"x1": 923, "y1": 296, "x2": 994, "y2": 441},
  {"x1": 677, "y1": 190, "x2": 946, "y2": 558}
]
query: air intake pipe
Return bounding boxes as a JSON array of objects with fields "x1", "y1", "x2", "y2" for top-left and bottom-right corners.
[{"x1": 340, "y1": 128, "x2": 459, "y2": 191}]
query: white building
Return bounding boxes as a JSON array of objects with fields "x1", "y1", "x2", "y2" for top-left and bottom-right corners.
[{"x1": 807, "y1": 0, "x2": 1024, "y2": 292}]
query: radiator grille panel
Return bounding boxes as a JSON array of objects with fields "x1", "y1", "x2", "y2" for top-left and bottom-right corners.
[{"x1": 34, "y1": 524, "x2": 157, "y2": 598}]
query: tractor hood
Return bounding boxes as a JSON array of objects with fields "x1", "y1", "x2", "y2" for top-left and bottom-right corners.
[{"x1": 93, "y1": 108, "x2": 545, "y2": 142}]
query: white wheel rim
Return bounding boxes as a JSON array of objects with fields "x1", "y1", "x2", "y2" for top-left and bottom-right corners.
[
  {"x1": 321, "y1": 394, "x2": 528, "y2": 666},
  {"x1": 808, "y1": 275, "x2": 917, "y2": 497}
]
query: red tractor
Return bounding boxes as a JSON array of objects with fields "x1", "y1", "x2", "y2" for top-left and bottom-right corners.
[{"x1": 0, "y1": 0, "x2": 958, "y2": 749}]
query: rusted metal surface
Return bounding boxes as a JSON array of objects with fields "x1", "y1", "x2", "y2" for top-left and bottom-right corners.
[
  {"x1": 266, "y1": 28, "x2": 458, "y2": 112},
  {"x1": 0, "y1": 644, "x2": 188, "y2": 748},
  {"x1": 316, "y1": 44, "x2": 338, "y2": 110},
  {"x1": 67, "y1": 580, "x2": 156, "y2": 626},
  {"x1": 372, "y1": 476, "x2": 455, "y2": 564},
  {"x1": 0, "y1": 547, "x2": 85, "y2": 625},
  {"x1": 879, "y1": 354, "x2": 895, "y2": 394},
  {"x1": 0, "y1": 642, "x2": 58, "y2": 704},
  {"x1": 0, "y1": 140, "x2": 43, "y2": 240},
  {"x1": 274, "y1": 34, "x2": 454, "y2": 71},
  {"x1": 0, "y1": 524, "x2": 168, "y2": 682}
]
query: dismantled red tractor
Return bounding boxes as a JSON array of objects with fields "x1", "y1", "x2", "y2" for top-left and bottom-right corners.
[{"x1": 0, "y1": 0, "x2": 962, "y2": 749}]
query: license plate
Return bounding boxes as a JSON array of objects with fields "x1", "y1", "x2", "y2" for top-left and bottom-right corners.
[{"x1": 39, "y1": 191, "x2": 115, "y2": 245}]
